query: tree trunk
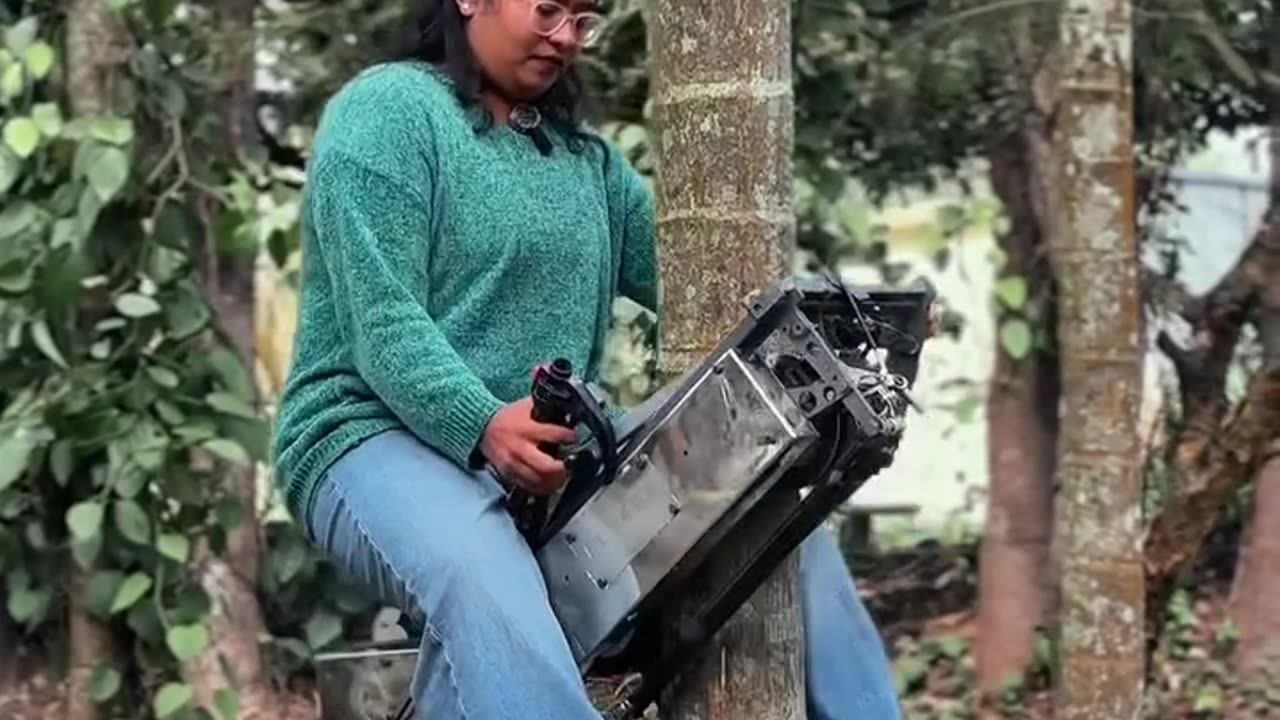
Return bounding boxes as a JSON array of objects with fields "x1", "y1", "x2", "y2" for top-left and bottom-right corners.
[
  {"x1": 1048, "y1": 0, "x2": 1146, "y2": 716},
  {"x1": 62, "y1": 3, "x2": 132, "y2": 718},
  {"x1": 647, "y1": 1, "x2": 804, "y2": 718},
  {"x1": 1230, "y1": 100, "x2": 1280, "y2": 674},
  {"x1": 975, "y1": 136, "x2": 1060, "y2": 698},
  {"x1": 1144, "y1": 213, "x2": 1280, "y2": 662},
  {"x1": 187, "y1": 1, "x2": 278, "y2": 717}
]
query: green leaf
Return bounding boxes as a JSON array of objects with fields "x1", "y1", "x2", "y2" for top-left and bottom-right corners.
[
  {"x1": 90, "y1": 117, "x2": 133, "y2": 145},
  {"x1": 21, "y1": 41, "x2": 53, "y2": 79},
  {"x1": 29, "y1": 318, "x2": 67, "y2": 368},
  {"x1": 994, "y1": 275, "x2": 1028, "y2": 310},
  {"x1": 49, "y1": 439, "x2": 73, "y2": 486},
  {"x1": 77, "y1": 183, "x2": 103, "y2": 235},
  {"x1": 153, "y1": 682, "x2": 193, "y2": 718},
  {"x1": 0, "y1": 64, "x2": 20, "y2": 100},
  {"x1": 213, "y1": 688, "x2": 240, "y2": 720},
  {"x1": 114, "y1": 292, "x2": 160, "y2": 318},
  {"x1": 7, "y1": 585, "x2": 45, "y2": 621},
  {"x1": 165, "y1": 623, "x2": 209, "y2": 661},
  {"x1": 206, "y1": 392, "x2": 256, "y2": 419},
  {"x1": 154, "y1": 400, "x2": 185, "y2": 426},
  {"x1": 86, "y1": 145, "x2": 129, "y2": 201},
  {"x1": 0, "y1": 200, "x2": 36, "y2": 240},
  {"x1": 146, "y1": 365, "x2": 179, "y2": 389},
  {"x1": 999, "y1": 319, "x2": 1033, "y2": 360},
  {"x1": 0, "y1": 434, "x2": 35, "y2": 490},
  {"x1": 84, "y1": 570, "x2": 124, "y2": 618},
  {"x1": 304, "y1": 611, "x2": 343, "y2": 649},
  {"x1": 66, "y1": 500, "x2": 104, "y2": 541},
  {"x1": 89, "y1": 664, "x2": 121, "y2": 702},
  {"x1": 1193, "y1": 682, "x2": 1223, "y2": 713},
  {"x1": 109, "y1": 572, "x2": 151, "y2": 614},
  {"x1": 71, "y1": 534, "x2": 101, "y2": 569},
  {"x1": 113, "y1": 499, "x2": 151, "y2": 545},
  {"x1": 206, "y1": 346, "x2": 253, "y2": 400},
  {"x1": 0, "y1": 146, "x2": 20, "y2": 194},
  {"x1": 271, "y1": 537, "x2": 308, "y2": 584},
  {"x1": 156, "y1": 533, "x2": 189, "y2": 563},
  {"x1": 4, "y1": 18, "x2": 38, "y2": 54},
  {"x1": 202, "y1": 438, "x2": 249, "y2": 466},
  {"x1": 30, "y1": 102, "x2": 61, "y2": 137},
  {"x1": 3, "y1": 117, "x2": 39, "y2": 158},
  {"x1": 164, "y1": 281, "x2": 211, "y2": 338},
  {"x1": 892, "y1": 655, "x2": 929, "y2": 694}
]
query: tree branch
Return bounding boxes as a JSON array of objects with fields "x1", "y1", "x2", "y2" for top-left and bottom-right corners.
[
  {"x1": 1144, "y1": 367, "x2": 1280, "y2": 618},
  {"x1": 1145, "y1": 208, "x2": 1280, "y2": 658},
  {"x1": 1155, "y1": 208, "x2": 1280, "y2": 455}
]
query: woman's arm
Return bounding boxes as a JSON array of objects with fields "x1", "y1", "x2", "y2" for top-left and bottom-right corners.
[
  {"x1": 306, "y1": 148, "x2": 504, "y2": 471},
  {"x1": 616, "y1": 164, "x2": 660, "y2": 315}
]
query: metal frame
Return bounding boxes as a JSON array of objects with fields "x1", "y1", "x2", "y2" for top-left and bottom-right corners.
[{"x1": 329, "y1": 274, "x2": 934, "y2": 720}]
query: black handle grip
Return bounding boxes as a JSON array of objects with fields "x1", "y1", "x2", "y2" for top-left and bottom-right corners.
[{"x1": 507, "y1": 358, "x2": 577, "y2": 543}]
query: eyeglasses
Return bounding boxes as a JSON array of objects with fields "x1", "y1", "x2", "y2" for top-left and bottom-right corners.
[{"x1": 526, "y1": 0, "x2": 604, "y2": 47}]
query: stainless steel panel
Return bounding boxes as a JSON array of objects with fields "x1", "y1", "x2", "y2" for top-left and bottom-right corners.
[{"x1": 537, "y1": 348, "x2": 817, "y2": 665}]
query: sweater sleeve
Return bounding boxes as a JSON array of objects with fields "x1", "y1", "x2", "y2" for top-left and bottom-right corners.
[
  {"x1": 616, "y1": 161, "x2": 660, "y2": 314},
  {"x1": 306, "y1": 150, "x2": 505, "y2": 470}
]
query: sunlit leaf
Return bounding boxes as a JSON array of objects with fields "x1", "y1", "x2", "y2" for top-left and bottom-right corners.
[
  {"x1": 153, "y1": 682, "x2": 193, "y2": 718},
  {"x1": 114, "y1": 292, "x2": 160, "y2": 318},
  {"x1": 66, "y1": 500, "x2": 104, "y2": 541},
  {"x1": 3, "y1": 117, "x2": 40, "y2": 158},
  {"x1": 109, "y1": 572, "x2": 151, "y2": 614},
  {"x1": 165, "y1": 622, "x2": 209, "y2": 661}
]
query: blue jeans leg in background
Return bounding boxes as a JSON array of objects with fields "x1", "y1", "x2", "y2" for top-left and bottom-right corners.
[
  {"x1": 800, "y1": 525, "x2": 903, "y2": 720},
  {"x1": 306, "y1": 429, "x2": 901, "y2": 720}
]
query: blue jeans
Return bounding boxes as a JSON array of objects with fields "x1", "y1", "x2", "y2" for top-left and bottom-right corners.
[{"x1": 305, "y1": 429, "x2": 901, "y2": 720}]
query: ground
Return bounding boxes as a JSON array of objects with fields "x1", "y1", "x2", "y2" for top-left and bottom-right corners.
[{"x1": 4, "y1": 523, "x2": 1275, "y2": 719}]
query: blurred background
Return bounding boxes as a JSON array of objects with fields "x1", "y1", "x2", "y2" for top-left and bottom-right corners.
[{"x1": 0, "y1": 0, "x2": 1276, "y2": 718}]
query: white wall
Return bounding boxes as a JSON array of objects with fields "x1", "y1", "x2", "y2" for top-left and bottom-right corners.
[{"x1": 849, "y1": 128, "x2": 1272, "y2": 527}]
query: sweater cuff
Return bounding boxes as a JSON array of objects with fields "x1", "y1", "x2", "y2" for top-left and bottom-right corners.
[{"x1": 437, "y1": 383, "x2": 505, "y2": 470}]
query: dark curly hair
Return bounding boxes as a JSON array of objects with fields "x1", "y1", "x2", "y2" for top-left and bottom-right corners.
[{"x1": 390, "y1": 0, "x2": 602, "y2": 155}]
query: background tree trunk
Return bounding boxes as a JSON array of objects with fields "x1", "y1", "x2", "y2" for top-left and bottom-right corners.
[
  {"x1": 1229, "y1": 81, "x2": 1280, "y2": 675},
  {"x1": 647, "y1": 1, "x2": 804, "y2": 718},
  {"x1": 62, "y1": 2, "x2": 132, "y2": 718},
  {"x1": 1048, "y1": 0, "x2": 1146, "y2": 716},
  {"x1": 187, "y1": 1, "x2": 279, "y2": 717},
  {"x1": 975, "y1": 136, "x2": 1060, "y2": 698}
]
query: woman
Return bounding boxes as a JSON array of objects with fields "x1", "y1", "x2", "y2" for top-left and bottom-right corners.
[{"x1": 273, "y1": 1, "x2": 903, "y2": 718}]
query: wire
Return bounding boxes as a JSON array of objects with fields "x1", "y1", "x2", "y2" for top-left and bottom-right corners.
[{"x1": 823, "y1": 271, "x2": 889, "y2": 375}]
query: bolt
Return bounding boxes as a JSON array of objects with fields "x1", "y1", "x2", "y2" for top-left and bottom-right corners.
[
  {"x1": 596, "y1": 577, "x2": 609, "y2": 590},
  {"x1": 799, "y1": 391, "x2": 816, "y2": 412}
]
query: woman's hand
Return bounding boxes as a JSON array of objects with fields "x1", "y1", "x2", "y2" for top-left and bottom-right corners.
[{"x1": 480, "y1": 398, "x2": 578, "y2": 495}]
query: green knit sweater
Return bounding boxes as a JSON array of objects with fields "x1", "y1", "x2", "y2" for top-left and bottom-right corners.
[{"x1": 272, "y1": 61, "x2": 659, "y2": 520}]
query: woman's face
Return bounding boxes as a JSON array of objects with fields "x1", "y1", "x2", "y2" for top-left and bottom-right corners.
[{"x1": 460, "y1": 0, "x2": 602, "y2": 103}]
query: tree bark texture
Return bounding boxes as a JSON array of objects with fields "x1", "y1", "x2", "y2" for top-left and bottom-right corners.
[
  {"x1": 62, "y1": 3, "x2": 131, "y2": 719},
  {"x1": 1145, "y1": 217, "x2": 1280, "y2": 658},
  {"x1": 188, "y1": 2, "x2": 278, "y2": 717},
  {"x1": 975, "y1": 137, "x2": 1061, "y2": 698},
  {"x1": 1048, "y1": 0, "x2": 1146, "y2": 717},
  {"x1": 647, "y1": 2, "x2": 804, "y2": 718},
  {"x1": 1228, "y1": 8, "x2": 1280, "y2": 678}
]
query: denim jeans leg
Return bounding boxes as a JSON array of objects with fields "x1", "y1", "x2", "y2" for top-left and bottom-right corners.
[
  {"x1": 800, "y1": 525, "x2": 903, "y2": 720},
  {"x1": 305, "y1": 429, "x2": 603, "y2": 720}
]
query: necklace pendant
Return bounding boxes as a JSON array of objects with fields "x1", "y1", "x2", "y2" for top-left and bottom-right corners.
[{"x1": 509, "y1": 104, "x2": 543, "y2": 132}]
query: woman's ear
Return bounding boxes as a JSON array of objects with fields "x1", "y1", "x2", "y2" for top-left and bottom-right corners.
[{"x1": 456, "y1": 0, "x2": 477, "y2": 17}]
